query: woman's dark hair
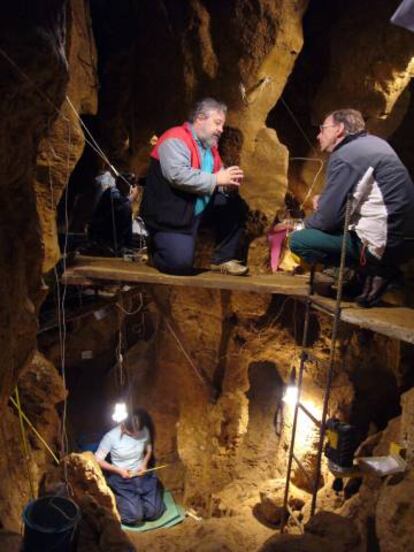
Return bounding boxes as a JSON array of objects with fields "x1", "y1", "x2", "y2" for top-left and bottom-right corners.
[{"x1": 122, "y1": 408, "x2": 145, "y2": 434}]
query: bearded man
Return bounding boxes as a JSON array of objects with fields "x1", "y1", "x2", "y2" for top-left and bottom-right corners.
[{"x1": 140, "y1": 97, "x2": 248, "y2": 276}]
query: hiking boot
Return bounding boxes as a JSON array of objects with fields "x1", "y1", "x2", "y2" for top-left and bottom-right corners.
[
  {"x1": 356, "y1": 275, "x2": 396, "y2": 308},
  {"x1": 210, "y1": 259, "x2": 249, "y2": 276}
]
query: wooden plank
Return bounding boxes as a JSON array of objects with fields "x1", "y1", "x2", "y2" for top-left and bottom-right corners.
[
  {"x1": 61, "y1": 256, "x2": 414, "y2": 345},
  {"x1": 312, "y1": 297, "x2": 414, "y2": 345},
  {"x1": 62, "y1": 256, "x2": 310, "y2": 296}
]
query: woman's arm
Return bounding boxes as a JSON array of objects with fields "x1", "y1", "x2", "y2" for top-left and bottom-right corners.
[
  {"x1": 137, "y1": 443, "x2": 153, "y2": 475},
  {"x1": 96, "y1": 456, "x2": 130, "y2": 479}
]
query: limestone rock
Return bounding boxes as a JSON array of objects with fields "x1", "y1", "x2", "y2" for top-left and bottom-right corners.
[
  {"x1": 313, "y1": 1, "x2": 414, "y2": 133},
  {"x1": 400, "y1": 387, "x2": 414, "y2": 466},
  {"x1": 258, "y1": 533, "x2": 333, "y2": 552},
  {"x1": 0, "y1": 530, "x2": 22, "y2": 552},
  {"x1": 63, "y1": 452, "x2": 119, "y2": 521},
  {"x1": 0, "y1": 351, "x2": 66, "y2": 530},
  {"x1": 258, "y1": 492, "x2": 286, "y2": 526},
  {"x1": 258, "y1": 483, "x2": 305, "y2": 527},
  {"x1": 259, "y1": 511, "x2": 360, "y2": 552},
  {"x1": 0, "y1": 4, "x2": 67, "y2": 407},
  {"x1": 305, "y1": 511, "x2": 360, "y2": 550},
  {"x1": 77, "y1": 495, "x2": 134, "y2": 552},
  {"x1": 35, "y1": 0, "x2": 98, "y2": 272},
  {"x1": 376, "y1": 470, "x2": 414, "y2": 552}
]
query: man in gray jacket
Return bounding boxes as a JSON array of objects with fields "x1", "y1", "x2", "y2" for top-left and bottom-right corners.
[{"x1": 290, "y1": 108, "x2": 414, "y2": 307}]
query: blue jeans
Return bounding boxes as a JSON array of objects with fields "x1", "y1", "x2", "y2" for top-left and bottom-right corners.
[
  {"x1": 149, "y1": 192, "x2": 247, "y2": 275},
  {"x1": 106, "y1": 473, "x2": 165, "y2": 525}
]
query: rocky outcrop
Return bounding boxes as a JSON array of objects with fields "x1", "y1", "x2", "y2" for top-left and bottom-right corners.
[
  {"x1": 0, "y1": 530, "x2": 22, "y2": 552},
  {"x1": 0, "y1": 0, "x2": 97, "y2": 533},
  {"x1": 62, "y1": 453, "x2": 136, "y2": 552},
  {"x1": 77, "y1": 495, "x2": 134, "y2": 552},
  {"x1": 0, "y1": 2, "x2": 68, "y2": 408},
  {"x1": 63, "y1": 452, "x2": 119, "y2": 521},
  {"x1": 313, "y1": 0, "x2": 414, "y2": 134},
  {"x1": 0, "y1": 352, "x2": 65, "y2": 530},
  {"x1": 35, "y1": 0, "x2": 97, "y2": 272},
  {"x1": 0, "y1": 0, "x2": 97, "y2": 401},
  {"x1": 259, "y1": 510, "x2": 361, "y2": 552}
]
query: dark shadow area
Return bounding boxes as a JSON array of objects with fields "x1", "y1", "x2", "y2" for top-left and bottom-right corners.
[
  {"x1": 252, "y1": 502, "x2": 285, "y2": 529},
  {"x1": 267, "y1": 0, "x2": 343, "y2": 157},
  {"x1": 253, "y1": 295, "x2": 320, "y2": 347},
  {"x1": 348, "y1": 332, "x2": 401, "y2": 446}
]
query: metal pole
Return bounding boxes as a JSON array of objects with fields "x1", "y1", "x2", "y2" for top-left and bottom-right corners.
[
  {"x1": 310, "y1": 195, "x2": 353, "y2": 516},
  {"x1": 281, "y1": 264, "x2": 315, "y2": 531}
]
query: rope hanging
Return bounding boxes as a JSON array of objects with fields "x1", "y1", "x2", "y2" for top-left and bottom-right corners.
[{"x1": 14, "y1": 386, "x2": 36, "y2": 500}]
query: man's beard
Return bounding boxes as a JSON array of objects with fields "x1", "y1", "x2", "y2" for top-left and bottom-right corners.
[{"x1": 204, "y1": 134, "x2": 219, "y2": 148}]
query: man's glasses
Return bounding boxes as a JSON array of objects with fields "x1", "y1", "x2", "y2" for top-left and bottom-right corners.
[{"x1": 319, "y1": 124, "x2": 338, "y2": 132}]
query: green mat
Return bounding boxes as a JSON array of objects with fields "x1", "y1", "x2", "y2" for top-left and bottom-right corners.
[{"x1": 122, "y1": 491, "x2": 185, "y2": 532}]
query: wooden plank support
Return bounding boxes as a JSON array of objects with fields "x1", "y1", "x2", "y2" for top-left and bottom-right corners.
[
  {"x1": 61, "y1": 256, "x2": 414, "y2": 345},
  {"x1": 62, "y1": 256, "x2": 310, "y2": 296}
]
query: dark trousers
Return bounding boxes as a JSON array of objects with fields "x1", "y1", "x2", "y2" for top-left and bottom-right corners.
[
  {"x1": 289, "y1": 228, "x2": 409, "y2": 279},
  {"x1": 149, "y1": 192, "x2": 247, "y2": 275},
  {"x1": 106, "y1": 473, "x2": 165, "y2": 525}
]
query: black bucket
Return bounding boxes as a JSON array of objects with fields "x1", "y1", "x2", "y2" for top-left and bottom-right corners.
[{"x1": 22, "y1": 496, "x2": 81, "y2": 551}]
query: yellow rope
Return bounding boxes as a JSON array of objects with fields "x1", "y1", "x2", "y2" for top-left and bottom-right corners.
[
  {"x1": 14, "y1": 387, "x2": 36, "y2": 499},
  {"x1": 128, "y1": 464, "x2": 169, "y2": 477},
  {"x1": 142, "y1": 464, "x2": 169, "y2": 474},
  {"x1": 10, "y1": 396, "x2": 60, "y2": 465}
]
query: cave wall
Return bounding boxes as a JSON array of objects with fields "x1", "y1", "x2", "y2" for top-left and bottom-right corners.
[
  {"x1": 268, "y1": 0, "x2": 414, "y2": 208},
  {"x1": 0, "y1": 2, "x2": 68, "y2": 408},
  {"x1": 0, "y1": 0, "x2": 97, "y2": 531}
]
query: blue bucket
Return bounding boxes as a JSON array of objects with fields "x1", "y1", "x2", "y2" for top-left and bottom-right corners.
[{"x1": 22, "y1": 496, "x2": 81, "y2": 551}]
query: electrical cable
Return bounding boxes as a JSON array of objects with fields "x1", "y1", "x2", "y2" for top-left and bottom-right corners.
[
  {"x1": 279, "y1": 96, "x2": 326, "y2": 210},
  {"x1": 116, "y1": 292, "x2": 143, "y2": 316},
  {"x1": 280, "y1": 96, "x2": 317, "y2": 155},
  {"x1": 14, "y1": 386, "x2": 35, "y2": 500},
  {"x1": 289, "y1": 157, "x2": 325, "y2": 210},
  {"x1": 9, "y1": 396, "x2": 60, "y2": 465},
  {"x1": 0, "y1": 45, "x2": 128, "y2": 187}
]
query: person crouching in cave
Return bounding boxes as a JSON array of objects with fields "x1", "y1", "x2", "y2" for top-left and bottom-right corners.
[
  {"x1": 95, "y1": 408, "x2": 165, "y2": 526},
  {"x1": 140, "y1": 97, "x2": 249, "y2": 276},
  {"x1": 287, "y1": 108, "x2": 414, "y2": 308},
  {"x1": 88, "y1": 173, "x2": 140, "y2": 256}
]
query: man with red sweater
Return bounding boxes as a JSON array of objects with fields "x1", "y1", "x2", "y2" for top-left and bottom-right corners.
[{"x1": 140, "y1": 98, "x2": 248, "y2": 275}]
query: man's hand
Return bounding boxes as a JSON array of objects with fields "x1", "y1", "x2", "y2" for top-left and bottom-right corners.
[
  {"x1": 118, "y1": 468, "x2": 131, "y2": 479},
  {"x1": 215, "y1": 166, "x2": 244, "y2": 187},
  {"x1": 129, "y1": 185, "x2": 139, "y2": 202},
  {"x1": 312, "y1": 195, "x2": 320, "y2": 210}
]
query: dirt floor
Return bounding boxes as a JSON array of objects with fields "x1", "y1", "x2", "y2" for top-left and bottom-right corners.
[{"x1": 125, "y1": 497, "x2": 277, "y2": 552}]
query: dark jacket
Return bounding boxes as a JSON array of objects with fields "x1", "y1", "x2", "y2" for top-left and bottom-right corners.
[
  {"x1": 140, "y1": 122, "x2": 222, "y2": 233},
  {"x1": 88, "y1": 187, "x2": 132, "y2": 250},
  {"x1": 306, "y1": 133, "x2": 414, "y2": 258}
]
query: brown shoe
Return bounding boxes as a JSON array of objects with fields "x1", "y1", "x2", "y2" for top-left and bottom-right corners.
[{"x1": 210, "y1": 259, "x2": 249, "y2": 276}]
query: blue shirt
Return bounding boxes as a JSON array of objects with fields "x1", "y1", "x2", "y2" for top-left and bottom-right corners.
[{"x1": 191, "y1": 127, "x2": 214, "y2": 215}]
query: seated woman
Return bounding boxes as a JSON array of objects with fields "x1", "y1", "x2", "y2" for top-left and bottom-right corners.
[{"x1": 95, "y1": 408, "x2": 165, "y2": 526}]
